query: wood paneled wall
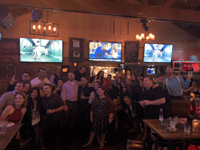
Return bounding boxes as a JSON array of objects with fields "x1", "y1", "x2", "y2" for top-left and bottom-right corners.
[{"x1": 0, "y1": 11, "x2": 200, "y2": 95}]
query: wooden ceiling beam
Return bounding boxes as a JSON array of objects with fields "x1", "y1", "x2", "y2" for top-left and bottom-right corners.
[{"x1": 0, "y1": 0, "x2": 200, "y2": 23}]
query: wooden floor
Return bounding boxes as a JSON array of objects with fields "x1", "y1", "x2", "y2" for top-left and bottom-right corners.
[{"x1": 67, "y1": 132, "x2": 138, "y2": 150}]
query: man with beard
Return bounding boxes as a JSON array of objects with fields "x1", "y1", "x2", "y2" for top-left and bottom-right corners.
[
  {"x1": 42, "y1": 84, "x2": 68, "y2": 150},
  {"x1": 163, "y1": 67, "x2": 191, "y2": 100}
]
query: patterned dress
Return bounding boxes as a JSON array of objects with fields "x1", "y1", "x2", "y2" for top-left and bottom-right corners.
[{"x1": 91, "y1": 96, "x2": 113, "y2": 134}]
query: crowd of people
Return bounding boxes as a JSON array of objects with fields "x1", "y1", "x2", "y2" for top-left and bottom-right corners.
[{"x1": 0, "y1": 65, "x2": 196, "y2": 150}]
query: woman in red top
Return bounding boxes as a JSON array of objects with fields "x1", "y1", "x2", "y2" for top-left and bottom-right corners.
[{"x1": 0, "y1": 93, "x2": 27, "y2": 123}]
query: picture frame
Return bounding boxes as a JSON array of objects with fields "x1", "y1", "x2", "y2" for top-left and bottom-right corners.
[{"x1": 69, "y1": 38, "x2": 84, "y2": 62}]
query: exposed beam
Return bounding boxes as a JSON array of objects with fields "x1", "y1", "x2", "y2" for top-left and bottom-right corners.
[{"x1": 0, "y1": 0, "x2": 200, "y2": 23}]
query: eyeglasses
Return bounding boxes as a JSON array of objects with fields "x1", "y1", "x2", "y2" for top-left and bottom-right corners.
[{"x1": 23, "y1": 75, "x2": 29, "y2": 77}]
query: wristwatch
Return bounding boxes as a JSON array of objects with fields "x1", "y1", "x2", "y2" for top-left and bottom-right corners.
[{"x1": 52, "y1": 109, "x2": 56, "y2": 113}]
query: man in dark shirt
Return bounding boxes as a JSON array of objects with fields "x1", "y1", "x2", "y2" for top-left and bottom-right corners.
[
  {"x1": 7, "y1": 71, "x2": 31, "y2": 92},
  {"x1": 139, "y1": 77, "x2": 166, "y2": 119},
  {"x1": 77, "y1": 77, "x2": 93, "y2": 141},
  {"x1": 74, "y1": 65, "x2": 87, "y2": 82},
  {"x1": 42, "y1": 84, "x2": 68, "y2": 150}
]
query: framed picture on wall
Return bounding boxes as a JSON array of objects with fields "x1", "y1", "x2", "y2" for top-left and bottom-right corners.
[{"x1": 69, "y1": 38, "x2": 84, "y2": 62}]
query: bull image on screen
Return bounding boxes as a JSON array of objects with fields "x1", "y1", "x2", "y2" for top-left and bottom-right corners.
[
  {"x1": 89, "y1": 41, "x2": 122, "y2": 62},
  {"x1": 143, "y1": 44, "x2": 173, "y2": 63},
  {"x1": 20, "y1": 38, "x2": 63, "y2": 62}
]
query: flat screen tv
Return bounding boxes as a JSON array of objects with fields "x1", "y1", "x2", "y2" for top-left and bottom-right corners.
[
  {"x1": 20, "y1": 38, "x2": 63, "y2": 62},
  {"x1": 143, "y1": 43, "x2": 173, "y2": 63},
  {"x1": 89, "y1": 41, "x2": 122, "y2": 62},
  {"x1": 147, "y1": 67, "x2": 155, "y2": 75}
]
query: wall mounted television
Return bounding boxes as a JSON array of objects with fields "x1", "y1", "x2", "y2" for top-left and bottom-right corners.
[
  {"x1": 89, "y1": 41, "x2": 122, "y2": 62},
  {"x1": 147, "y1": 67, "x2": 155, "y2": 75},
  {"x1": 20, "y1": 38, "x2": 63, "y2": 62},
  {"x1": 143, "y1": 43, "x2": 173, "y2": 63}
]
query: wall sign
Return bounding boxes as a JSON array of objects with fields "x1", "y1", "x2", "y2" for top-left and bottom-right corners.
[{"x1": 125, "y1": 41, "x2": 139, "y2": 63}]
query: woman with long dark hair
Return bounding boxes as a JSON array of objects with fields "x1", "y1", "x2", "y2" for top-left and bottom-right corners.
[
  {"x1": 23, "y1": 87, "x2": 43, "y2": 149},
  {"x1": 83, "y1": 86, "x2": 114, "y2": 149}
]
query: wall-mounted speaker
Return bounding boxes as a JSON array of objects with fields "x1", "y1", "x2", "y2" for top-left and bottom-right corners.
[{"x1": 0, "y1": 7, "x2": 15, "y2": 29}]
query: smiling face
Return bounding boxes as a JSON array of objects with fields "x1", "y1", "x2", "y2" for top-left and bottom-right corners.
[
  {"x1": 31, "y1": 89, "x2": 38, "y2": 100},
  {"x1": 23, "y1": 83, "x2": 31, "y2": 93},
  {"x1": 15, "y1": 94, "x2": 25, "y2": 106},
  {"x1": 15, "y1": 83, "x2": 24, "y2": 93},
  {"x1": 94, "y1": 82, "x2": 100, "y2": 90},
  {"x1": 43, "y1": 85, "x2": 52, "y2": 96},
  {"x1": 97, "y1": 87, "x2": 105, "y2": 97}
]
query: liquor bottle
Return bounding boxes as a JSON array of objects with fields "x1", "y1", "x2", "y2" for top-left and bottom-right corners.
[{"x1": 159, "y1": 108, "x2": 164, "y2": 125}]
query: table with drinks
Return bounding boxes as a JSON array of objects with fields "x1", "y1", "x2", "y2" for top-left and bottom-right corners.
[
  {"x1": 0, "y1": 121, "x2": 23, "y2": 150},
  {"x1": 143, "y1": 118, "x2": 200, "y2": 150}
]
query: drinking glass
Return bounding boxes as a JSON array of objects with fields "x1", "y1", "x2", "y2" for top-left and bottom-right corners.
[
  {"x1": 184, "y1": 124, "x2": 191, "y2": 133},
  {"x1": 0, "y1": 119, "x2": 8, "y2": 134},
  {"x1": 170, "y1": 120, "x2": 176, "y2": 129},
  {"x1": 192, "y1": 119, "x2": 199, "y2": 132}
]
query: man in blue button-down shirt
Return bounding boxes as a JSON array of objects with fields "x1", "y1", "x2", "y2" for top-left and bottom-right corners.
[{"x1": 163, "y1": 67, "x2": 191, "y2": 100}]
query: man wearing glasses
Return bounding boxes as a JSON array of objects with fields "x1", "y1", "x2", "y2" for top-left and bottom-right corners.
[{"x1": 7, "y1": 71, "x2": 31, "y2": 92}]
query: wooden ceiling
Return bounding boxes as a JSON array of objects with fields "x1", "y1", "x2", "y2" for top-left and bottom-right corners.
[{"x1": 1, "y1": 0, "x2": 200, "y2": 38}]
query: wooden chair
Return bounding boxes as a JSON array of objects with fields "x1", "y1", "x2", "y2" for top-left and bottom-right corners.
[
  {"x1": 148, "y1": 133, "x2": 183, "y2": 150},
  {"x1": 171, "y1": 99, "x2": 191, "y2": 118},
  {"x1": 127, "y1": 139, "x2": 145, "y2": 150}
]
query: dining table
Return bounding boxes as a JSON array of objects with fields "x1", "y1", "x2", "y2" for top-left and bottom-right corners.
[
  {"x1": 0, "y1": 123, "x2": 23, "y2": 150},
  {"x1": 143, "y1": 119, "x2": 200, "y2": 150}
]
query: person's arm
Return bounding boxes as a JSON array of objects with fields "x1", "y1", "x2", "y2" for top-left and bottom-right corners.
[
  {"x1": 183, "y1": 86, "x2": 194, "y2": 93},
  {"x1": 90, "y1": 111, "x2": 93, "y2": 122},
  {"x1": 7, "y1": 84, "x2": 16, "y2": 92},
  {"x1": 47, "y1": 105, "x2": 68, "y2": 114},
  {"x1": 139, "y1": 98, "x2": 166, "y2": 107},
  {"x1": 108, "y1": 113, "x2": 114, "y2": 124},
  {"x1": 0, "y1": 105, "x2": 12, "y2": 121},
  {"x1": 50, "y1": 74, "x2": 56, "y2": 87},
  {"x1": 179, "y1": 76, "x2": 191, "y2": 89},
  {"x1": 61, "y1": 85, "x2": 67, "y2": 103},
  {"x1": 0, "y1": 94, "x2": 8, "y2": 115}
]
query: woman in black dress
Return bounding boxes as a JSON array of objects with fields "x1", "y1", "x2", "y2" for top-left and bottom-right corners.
[{"x1": 83, "y1": 86, "x2": 114, "y2": 149}]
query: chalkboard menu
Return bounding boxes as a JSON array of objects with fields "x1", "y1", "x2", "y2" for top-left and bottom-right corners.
[{"x1": 125, "y1": 41, "x2": 139, "y2": 63}]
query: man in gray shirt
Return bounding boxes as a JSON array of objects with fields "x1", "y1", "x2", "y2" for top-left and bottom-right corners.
[{"x1": 0, "y1": 81, "x2": 24, "y2": 115}]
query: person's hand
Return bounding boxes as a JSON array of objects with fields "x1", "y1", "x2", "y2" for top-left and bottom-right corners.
[
  {"x1": 187, "y1": 76, "x2": 192, "y2": 80},
  {"x1": 153, "y1": 84, "x2": 159, "y2": 89},
  {"x1": 108, "y1": 118, "x2": 113, "y2": 124},
  {"x1": 56, "y1": 86, "x2": 62, "y2": 91},
  {"x1": 47, "y1": 109, "x2": 54, "y2": 114},
  {"x1": 10, "y1": 75, "x2": 17, "y2": 85},
  {"x1": 90, "y1": 117, "x2": 93, "y2": 123},
  {"x1": 81, "y1": 94, "x2": 86, "y2": 99},
  {"x1": 64, "y1": 105, "x2": 68, "y2": 111},
  {"x1": 139, "y1": 100, "x2": 152, "y2": 107}
]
